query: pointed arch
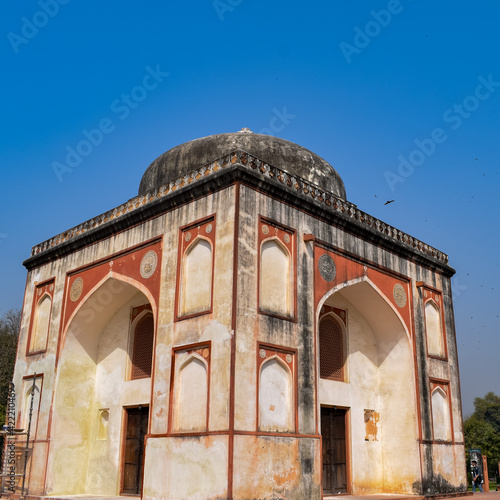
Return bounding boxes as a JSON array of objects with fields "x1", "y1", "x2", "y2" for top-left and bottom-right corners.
[
  {"x1": 179, "y1": 236, "x2": 213, "y2": 316},
  {"x1": 29, "y1": 293, "x2": 52, "y2": 353},
  {"x1": 425, "y1": 300, "x2": 445, "y2": 357},
  {"x1": 258, "y1": 355, "x2": 294, "y2": 432},
  {"x1": 173, "y1": 353, "x2": 208, "y2": 432},
  {"x1": 259, "y1": 237, "x2": 292, "y2": 317},
  {"x1": 431, "y1": 386, "x2": 451, "y2": 441}
]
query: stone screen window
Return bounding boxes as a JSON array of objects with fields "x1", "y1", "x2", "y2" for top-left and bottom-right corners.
[
  {"x1": 319, "y1": 308, "x2": 346, "y2": 382},
  {"x1": 131, "y1": 307, "x2": 154, "y2": 380},
  {"x1": 27, "y1": 279, "x2": 55, "y2": 355},
  {"x1": 258, "y1": 218, "x2": 296, "y2": 320}
]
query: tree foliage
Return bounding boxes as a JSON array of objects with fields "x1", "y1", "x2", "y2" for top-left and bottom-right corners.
[
  {"x1": 0, "y1": 309, "x2": 21, "y2": 464},
  {"x1": 464, "y1": 392, "x2": 500, "y2": 479}
]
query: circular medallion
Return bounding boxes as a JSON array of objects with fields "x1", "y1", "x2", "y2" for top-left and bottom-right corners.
[
  {"x1": 205, "y1": 224, "x2": 213, "y2": 234},
  {"x1": 318, "y1": 254, "x2": 336, "y2": 282},
  {"x1": 202, "y1": 348, "x2": 209, "y2": 358},
  {"x1": 37, "y1": 288, "x2": 42, "y2": 296},
  {"x1": 262, "y1": 225, "x2": 269, "y2": 235},
  {"x1": 140, "y1": 250, "x2": 158, "y2": 279},
  {"x1": 286, "y1": 354, "x2": 292, "y2": 364},
  {"x1": 49, "y1": 284, "x2": 54, "y2": 292},
  {"x1": 185, "y1": 232, "x2": 191, "y2": 242},
  {"x1": 424, "y1": 290, "x2": 428, "y2": 298},
  {"x1": 393, "y1": 283, "x2": 407, "y2": 308},
  {"x1": 259, "y1": 349, "x2": 266, "y2": 359},
  {"x1": 283, "y1": 233, "x2": 291, "y2": 244},
  {"x1": 340, "y1": 311, "x2": 346, "y2": 319},
  {"x1": 70, "y1": 277, "x2": 83, "y2": 303}
]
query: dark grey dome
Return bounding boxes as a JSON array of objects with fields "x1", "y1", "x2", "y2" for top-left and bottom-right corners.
[{"x1": 138, "y1": 130, "x2": 346, "y2": 199}]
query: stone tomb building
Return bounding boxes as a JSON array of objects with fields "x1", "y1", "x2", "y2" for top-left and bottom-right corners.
[{"x1": 11, "y1": 130, "x2": 467, "y2": 499}]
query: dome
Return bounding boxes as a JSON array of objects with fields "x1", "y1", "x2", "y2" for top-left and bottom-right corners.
[{"x1": 138, "y1": 129, "x2": 346, "y2": 199}]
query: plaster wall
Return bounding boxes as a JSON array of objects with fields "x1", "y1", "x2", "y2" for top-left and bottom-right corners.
[{"x1": 142, "y1": 435, "x2": 228, "y2": 500}]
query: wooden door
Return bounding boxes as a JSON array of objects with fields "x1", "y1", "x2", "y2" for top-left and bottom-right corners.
[
  {"x1": 122, "y1": 406, "x2": 149, "y2": 495},
  {"x1": 321, "y1": 407, "x2": 347, "y2": 495}
]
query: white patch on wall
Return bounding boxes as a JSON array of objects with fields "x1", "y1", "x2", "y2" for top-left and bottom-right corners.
[
  {"x1": 97, "y1": 409, "x2": 109, "y2": 440},
  {"x1": 180, "y1": 239, "x2": 212, "y2": 315},
  {"x1": 173, "y1": 355, "x2": 208, "y2": 432},
  {"x1": 30, "y1": 295, "x2": 51, "y2": 352},
  {"x1": 259, "y1": 357, "x2": 293, "y2": 432},
  {"x1": 260, "y1": 239, "x2": 291, "y2": 317},
  {"x1": 425, "y1": 301, "x2": 444, "y2": 357},
  {"x1": 431, "y1": 387, "x2": 451, "y2": 441}
]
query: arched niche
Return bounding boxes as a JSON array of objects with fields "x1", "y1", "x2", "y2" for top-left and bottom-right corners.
[
  {"x1": 317, "y1": 278, "x2": 419, "y2": 494},
  {"x1": 48, "y1": 277, "x2": 153, "y2": 496},
  {"x1": 260, "y1": 238, "x2": 292, "y2": 317},
  {"x1": 179, "y1": 238, "x2": 213, "y2": 316},
  {"x1": 425, "y1": 301, "x2": 445, "y2": 357},
  {"x1": 431, "y1": 387, "x2": 451, "y2": 441},
  {"x1": 259, "y1": 356, "x2": 293, "y2": 432},
  {"x1": 30, "y1": 294, "x2": 52, "y2": 352},
  {"x1": 173, "y1": 355, "x2": 208, "y2": 432}
]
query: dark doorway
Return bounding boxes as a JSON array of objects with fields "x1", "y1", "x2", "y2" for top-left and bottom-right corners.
[
  {"x1": 122, "y1": 406, "x2": 149, "y2": 495},
  {"x1": 321, "y1": 407, "x2": 348, "y2": 495}
]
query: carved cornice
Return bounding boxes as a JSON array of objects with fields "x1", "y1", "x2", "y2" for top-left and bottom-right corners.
[{"x1": 25, "y1": 149, "x2": 449, "y2": 271}]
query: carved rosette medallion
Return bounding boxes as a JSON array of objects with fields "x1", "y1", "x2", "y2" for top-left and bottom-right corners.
[
  {"x1": 202, "y1": 348, "x2": 209, "y2": 358},
  {"x1": 205, "y1": 224, "x2": 213, "y2": 234},
  {"x1": 185, "y1": 232, "x2": 192, "y2": 242},
  {"x1": 393, "y1": 283, "x2": 407, "y2": 308},
  {"x1": 49, "y1": 284, "x2": 54, "y2": 292},
  {"x1": 140, "y1": 251, "x2": 158, "y2": 279},
  {"x1": 262, "y1": 225, "x2": 269, "y2": 235},
  {"x1": 283, "y1": 233, "x2": 291, "y2": 244},
  {"x1": 70, "y1": 277, "x2": 83, "y2": 303},
  {"x1": 286, "y1": 354, "x2": 292, "y2": 364},
  {"x1": 318, "y1": 254, "x2": 336, "y2": 282},
  {"x1": 259, "y1": 349, "x2": 266, "y2": 359}
]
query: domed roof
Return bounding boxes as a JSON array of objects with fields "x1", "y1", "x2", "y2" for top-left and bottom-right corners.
[{"x1": 138, "y1": 129, "x2": 346, "y2": 199}]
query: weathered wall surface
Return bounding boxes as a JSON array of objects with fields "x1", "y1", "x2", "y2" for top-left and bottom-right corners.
[{"x1": 12, "y1": 168, "x2": 466, "y2": 499}]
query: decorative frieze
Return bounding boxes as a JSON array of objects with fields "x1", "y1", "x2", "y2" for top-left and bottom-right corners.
[{"x1": 30, "y1": 149, "x2": 448, "y2": 265}]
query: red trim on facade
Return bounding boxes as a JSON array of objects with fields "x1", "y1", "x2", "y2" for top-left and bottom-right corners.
[
  {"x1": 257, "y1": 216, "x2": 297, "y2": 322},
  {"x1": 174, "y1": 215, "x2": 216, "y2": 322},
  {"x1": 26, "y1": 278, "x2": 55, "y2": 356},
  {"x1": 167, "y1": 341, "x2": 212, "y2": 435}
]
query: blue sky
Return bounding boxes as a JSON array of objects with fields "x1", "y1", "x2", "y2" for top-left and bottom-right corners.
[{"x1": 1, "y1": 1, "x2": 499, "y2": 416}]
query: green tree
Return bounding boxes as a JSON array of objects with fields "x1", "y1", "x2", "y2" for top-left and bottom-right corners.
[
  {"x1": 464, "y1": 392, "x2": 500, "y2": 480},
  {"x1": 0, "y1": 309, "x2": 21, "y2": 462}
]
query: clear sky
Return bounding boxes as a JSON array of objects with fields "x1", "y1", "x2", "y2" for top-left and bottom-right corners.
[{"x1": 1, "y1": 1, "x2": 499, "y2": 416}]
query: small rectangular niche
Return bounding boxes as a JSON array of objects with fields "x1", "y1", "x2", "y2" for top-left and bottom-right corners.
[{"x1": 97, "y1": 408, "x2": 109, "y2": 440}]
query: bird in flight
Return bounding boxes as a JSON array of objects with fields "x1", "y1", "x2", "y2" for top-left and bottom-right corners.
[{"x1": 384, "y1": 200, "x2": 395, "y2": 205}]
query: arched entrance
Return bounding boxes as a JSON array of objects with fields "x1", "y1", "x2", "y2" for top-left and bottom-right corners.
[
  {"x1": 46, "y1": 277, "x2": 155, "y2": 496},
  {"x1": 318, "y1": 279, "x2": 420, "y2": 496}
]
